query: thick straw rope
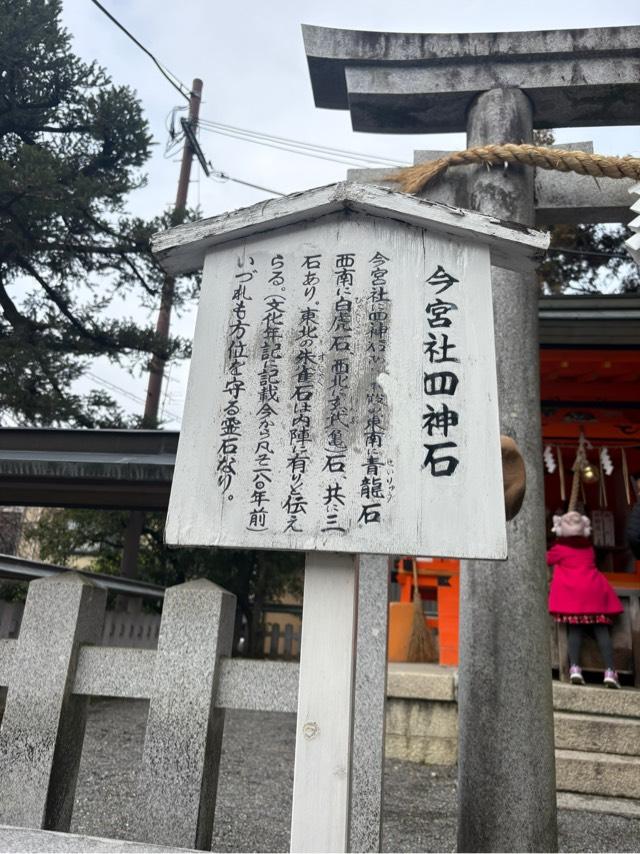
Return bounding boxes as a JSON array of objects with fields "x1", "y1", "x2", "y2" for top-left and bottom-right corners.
[
  {"x1": 568, "y1": 434, "x2": 588, "y2": 513},
  {"x1": 389, "y1": 144, "x2": 640, "y2": 195}
]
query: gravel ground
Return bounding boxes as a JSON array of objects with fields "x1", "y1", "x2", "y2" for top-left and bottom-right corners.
[{"x1": 71, "y1": 699, "x2": 640, "y2": 853}]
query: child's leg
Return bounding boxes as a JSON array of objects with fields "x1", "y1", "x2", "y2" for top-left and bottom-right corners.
[
  {"x1": 567, "y1": 624, "x2": 584, "y2": 667},
  {"x1": 593, "y1": 624, "x2": 614, "y2": 671}
]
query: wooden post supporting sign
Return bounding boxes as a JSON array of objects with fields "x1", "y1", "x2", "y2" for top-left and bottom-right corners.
[{"x1": 291, "y1": 552, "x2": 358, "y2": 852}]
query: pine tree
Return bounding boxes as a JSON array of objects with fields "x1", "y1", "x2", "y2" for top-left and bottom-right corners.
[
  {"x1": 0, "y1": 0, "x2": 193, "y2": 427},
  {"x1": 538, "y1": 222, "x2": 638, "y2": 295}
]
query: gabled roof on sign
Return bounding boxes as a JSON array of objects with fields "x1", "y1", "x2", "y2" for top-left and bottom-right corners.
[{"x1": 151, "y1": 181, "x2": 549, "y2": 276}]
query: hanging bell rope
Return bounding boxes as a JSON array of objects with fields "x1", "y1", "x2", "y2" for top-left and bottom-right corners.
[
  {"x1": 557, "y1": 446, "x2": 566, "y2": 503},
  {"x1": 568, "y1": 433, "x2": 588, "y2": 513},
  {"x1": 388, "y1": 144, "x2": 640, "y2": 195},
  {"x1": 599, "y1": 453, "x2": 607, "y2": 509},
  {"x1": 621, "y1": 448, "x2": 632, "y2": 505}
]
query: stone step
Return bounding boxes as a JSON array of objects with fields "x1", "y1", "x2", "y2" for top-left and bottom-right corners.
[
  {"x1": 557, "y1": 792, "x2": 640, "y2": 818},
  {"x1": 0, "y1": 825, "x2": 200, "y2": 853},
  {"x1": 556, "y1": 749, "x2": 640, "y2": 800},
  {"x1": 555, "y1": 711, "x2": 640, "y2": 756},
  {"x1": 553, "y1": 683, "x2": 640, "y2": 718}
]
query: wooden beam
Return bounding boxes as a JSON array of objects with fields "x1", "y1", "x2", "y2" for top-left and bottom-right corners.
[{"x1": 152, "y1": 182, "x2": 548, "y2": 276}]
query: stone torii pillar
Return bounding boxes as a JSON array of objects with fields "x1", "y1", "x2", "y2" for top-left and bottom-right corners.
[{"x1": 303, "y1": 24, "x2": 640, "y2": 853}]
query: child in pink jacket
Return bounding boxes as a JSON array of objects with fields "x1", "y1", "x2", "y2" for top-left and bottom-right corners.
[{"x1": 547, "y1": 511, "x2": 623, "y2": 688}]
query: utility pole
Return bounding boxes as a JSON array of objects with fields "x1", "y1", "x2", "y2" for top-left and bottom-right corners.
[
  {"x1": 144, "y1": 77, "x2": 203, "y2": 427},
  {"x1": 118, "y1": 79, "x2": 203, "y2": 603}
]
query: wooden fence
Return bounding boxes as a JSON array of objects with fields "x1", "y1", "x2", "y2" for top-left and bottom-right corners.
[
  {"x1": 261, "y1": 621, "x2": 301, "y2": 659},
  {"x1": 0, "y1": 600, "x2": 160, "y2": 649},
  {"x1": 1, "y1": 601, "x2": 301, "y2": 658}
]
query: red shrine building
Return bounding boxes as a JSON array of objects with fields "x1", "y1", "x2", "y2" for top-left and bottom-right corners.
[{"x1": 391, "y1": 294, "x2": 640, "y2": 685}]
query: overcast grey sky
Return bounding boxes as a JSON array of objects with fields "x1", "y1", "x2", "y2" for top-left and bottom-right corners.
[{"x1": 60, "y1": 1, "x2": 640, "y2": 427}]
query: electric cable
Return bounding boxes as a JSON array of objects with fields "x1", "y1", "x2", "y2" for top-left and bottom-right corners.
[
  {"x1": 547, "y1": 247, "x2": 631, "y2": 260},
  {"x1": 200, "y1": 125, "x2": 381, "y2": 168},
  {"x1": 210, "y1": 170, "x2": 285, "y2": 197},
  {"x1": 88, "y1": 0, "x2": 192, "y2": 101},
  {"x1": 198, "y1": 119, "x2": 410, "y2": 167},
  {"x1": 86, "y1": 371, "x2": 182, "y2": 422},
  {"x1": 199, "y1": 123, "x2": 404, "y2": 168}
]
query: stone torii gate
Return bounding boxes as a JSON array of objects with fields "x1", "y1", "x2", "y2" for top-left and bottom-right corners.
[{"x1": 303, "y1": 24, "x2": 640, "y2": 853}]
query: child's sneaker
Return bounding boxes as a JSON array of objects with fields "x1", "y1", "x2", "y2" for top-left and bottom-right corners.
[
  {"x1": 569, "y1": 665, "x2": 585, "y2": 685},
  {"x1": 603, "y1": 668, "x2": 621, "y2": 689}
]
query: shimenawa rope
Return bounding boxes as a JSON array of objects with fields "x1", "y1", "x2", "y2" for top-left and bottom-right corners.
[{"x1": 389, "y1": 144, "x2": 640, "y2": 195}]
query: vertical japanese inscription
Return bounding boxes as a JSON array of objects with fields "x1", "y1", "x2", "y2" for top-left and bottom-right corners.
[
  {"x1": 322, "y1": 252, "x2": 355, "y2": 533},
  {"x1": 247, "y1": 254, "x2": 286, "y2": 531},
  {"x1": 217, "y1": 256, "x2": 254, "y2": 497},
  {"x1": 359, "y1": 251, "x2": 393, "y2": 526},
  {"x1": 283, "y1": 254, "x2": 321, "y2": 533},
  {"x1": 422, "y1": 264, "x2": 461, "y2": 477}
]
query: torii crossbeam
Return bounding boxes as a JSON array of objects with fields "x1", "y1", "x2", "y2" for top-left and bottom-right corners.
[{"x1": 303, "y1": 25, "x2": 640, "y2": 133}]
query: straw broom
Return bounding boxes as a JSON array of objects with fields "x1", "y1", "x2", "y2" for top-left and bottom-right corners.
[{"x1": 406, "y1": 560, "x2": 439, "y2": 663}]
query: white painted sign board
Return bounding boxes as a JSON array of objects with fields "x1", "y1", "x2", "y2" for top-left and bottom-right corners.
[{"x1": 154, "y1": 184, "x2": 548, "y2": 560}]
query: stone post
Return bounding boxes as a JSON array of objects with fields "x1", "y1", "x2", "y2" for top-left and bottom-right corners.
[
  {"x1": 130, "y1": 579, "x2": 236, "y2": 851},
  {"x1": 0, "y1": 573, "x2": 106, "y2": 831},
  {"x1": 349, "y1": 554, "x2": 389, "y2": 853},
  {"x1": 457, "y1": 88, "x2": 557, "y2": 852}
]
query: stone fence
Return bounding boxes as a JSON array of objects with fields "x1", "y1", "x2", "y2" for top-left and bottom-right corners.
[{"x1": 0, "y1": 573, "x2": 299, "y2": 851}]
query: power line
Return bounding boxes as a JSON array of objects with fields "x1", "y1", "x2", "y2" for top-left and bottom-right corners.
[
  {"x1": 88, "y1": 0, "x2": 192, "y2": 101},
  {"x1": 210, "y1": 170, "x2": 285, "y2": 197},
  {"x1": 547, "y1": 247, "x2": 631, "y2": 260},
  {"x1": 199, "y1": 125, "x2": 402, "y2": 168},
  {"x1": 86, "y1": 371, "x2": 182, "y2": 422},
  {"x1": 198, "y1": 119, "x2": 410, "y2": 167},
  {"x1": 86, "y1": 371, "x2": 145, "y2": 406},
  {"x1": 198, "y1": 122, "x2": 409, "y2": 168},
  {"x1": 164, "y1": 106, "x2": 188, "y2": 158},
  {"x1": 200, "y1": 125, "x2": 376, "y2": 168},
  {"x1": 201, "y1": 119, "x2": 409, "y2": 165},
  {"x1": 164, "y1": 121, "x2": 286, "y2": 196}
]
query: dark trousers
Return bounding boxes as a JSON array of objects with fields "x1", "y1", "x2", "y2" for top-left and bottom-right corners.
[{"x1": 568, "y1": 623, "x2": 614, "y2": 671}]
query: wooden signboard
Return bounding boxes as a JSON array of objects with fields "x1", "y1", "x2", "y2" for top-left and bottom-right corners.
[
  {"x1": 156, "y1": 184, "x2": 548, "y2": 560},
  {"x1": 153, "y1": 183, "x2": 548, "y2": 854}
]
